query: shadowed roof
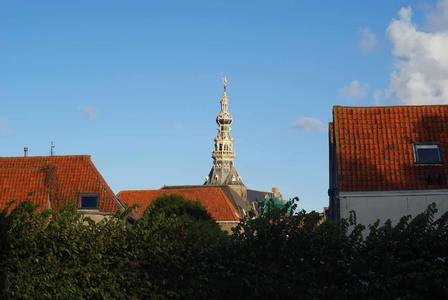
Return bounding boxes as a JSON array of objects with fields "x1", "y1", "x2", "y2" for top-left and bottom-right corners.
[
  {"x1": 117, "y1": 188, "x2": 241, "y2": 221},
  {"x1": 0, "y1": 155, "x2": 124, "y2": 213},
  {"x1": 332, "y1": 105, "x2": 448, "y2": 192},
  {"x1": 160, "y1": 185, "x2": 250, "y2": 217}
]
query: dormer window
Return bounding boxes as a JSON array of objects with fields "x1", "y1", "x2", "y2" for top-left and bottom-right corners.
[
  {"x1": 413, "y1": 143, "x2": 443, "y2": 164},
  {"x1": 79, "y1": 193, "x2": 99, "y2": 209}
]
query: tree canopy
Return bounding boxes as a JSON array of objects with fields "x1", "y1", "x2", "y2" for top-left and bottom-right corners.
[{"x1": 0, "y1": 196, "x2": 447, "y2": 299}]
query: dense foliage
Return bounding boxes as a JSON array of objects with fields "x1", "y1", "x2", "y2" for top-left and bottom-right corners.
[{"x1": 0, "y1": 196, "x2": 447, "y2": 299}]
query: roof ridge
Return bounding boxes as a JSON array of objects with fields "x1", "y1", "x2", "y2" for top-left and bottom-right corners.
[
  {"x1": 0, "y1": 155, "x2": 91, "y2": 159},
  {"x1": 334, "y1": 104, "x2": 448, "y2": 109},
  {"x1": 119, "y1": 187, "x2": 223, "y2": 193},
  {"x1": 161, "y1": 185, "x2": 228, "y2": 188},
  {"x1": 0, "y1": 167, "x2": 42, "y2": 171}
]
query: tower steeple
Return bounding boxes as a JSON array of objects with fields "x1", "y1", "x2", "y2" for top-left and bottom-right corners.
[{"x1": 205, "y1": 77, "x2": 244, "y2": 186}]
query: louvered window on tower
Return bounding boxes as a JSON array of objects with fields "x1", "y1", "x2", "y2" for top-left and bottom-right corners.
[{"x1": 413, "y1": 143, "x2": 443, "y2": 164}]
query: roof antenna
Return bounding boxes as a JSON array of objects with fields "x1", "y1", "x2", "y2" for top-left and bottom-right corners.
[{"x1": 51, "y1": 141, "x2": 55, "y2": 156}]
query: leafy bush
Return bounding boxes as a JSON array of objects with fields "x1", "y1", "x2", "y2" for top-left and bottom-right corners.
[
  {"x1": 129, "y1": 195, "x2": 228, "y2": 299},
  {"x1": 217, "y1": 199, "x2": 448, "y2": 299},
  {"x1": 0, "y1": 201, "x2": 136, "y2": 299},
  {"x1": 0, "y1": 197, "x2": 447, "y2": 299}
]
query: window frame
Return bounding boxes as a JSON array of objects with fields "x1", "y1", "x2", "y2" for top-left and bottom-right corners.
[
  {"x1": 78, "y1": 193, "x2": 100, "y2": 210},
  {"x1": 412, "y1": 142, "x2": 443, "y2": 165}
]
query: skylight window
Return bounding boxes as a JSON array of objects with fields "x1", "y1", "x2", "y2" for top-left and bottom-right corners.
[
  {"x1": 413, "y1": 143, "x2": 443, "y2": 164},
  {"x1": 79, "y1": 194, "x2": 99, "y2": 209}
]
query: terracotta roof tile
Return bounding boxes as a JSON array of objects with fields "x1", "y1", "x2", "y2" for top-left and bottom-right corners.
[
  {"x1": 333, "y1": 105, "x2": 448, "y2": 192},
  {"x1": 0, "y1": 155, "x2": 121, "y2": 213},
  {"x1": 117, "y1": 188, "x2": 241, "y2": 221}
]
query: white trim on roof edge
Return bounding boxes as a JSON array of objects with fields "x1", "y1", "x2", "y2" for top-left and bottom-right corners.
[{"x1": 339, "y1": 189, "x2": 448, "y2": 198}]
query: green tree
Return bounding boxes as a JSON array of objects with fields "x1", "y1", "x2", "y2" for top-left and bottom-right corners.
[
  {"x1": 358, "y1": 203, "x2": 448, "y2": 299},
  {"x1": 0, "y1": 200, "x2": 136, "y2": 299},
  {"x1": 142, "y1": 194, "x2": 214, "y2": 221},
  {"x1": 1, "y1": 197, "x2": 448, "y2": 300},
  {"x1": 128, "y1": 194, "x2": 228, "y2": 299},
  {"x1": 217, "y1": 198, "x2": 365, "y2": 300}
]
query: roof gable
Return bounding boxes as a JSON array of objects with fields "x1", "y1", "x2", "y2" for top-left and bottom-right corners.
[
  {"x1": 333, "y1": 105, "x2": 448, "y2": 192},
  {"x1": 0, "y1": 155, "x2": 122, "y2": 213},
  {"x1": 117, "y1": 188, "x2": 241, "y2": 221}
]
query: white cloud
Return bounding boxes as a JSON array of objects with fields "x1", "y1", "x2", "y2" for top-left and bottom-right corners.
[
  {"x1": 291, "y1": 117, "x2": 326, "y2": 133},
  {"x1": 173, "y1": 124, "x2": 184, "y2": 130},
  {"x1": 358, "y1": 27, "x2": 380, "y2": 55},
  {"x1": 78, "y1": 106, "x2": 98, "y2": 120},
  {"x1": 424, "y1": 0, "x2": 448, "y2": 31},
  {"x1": 384, "y1": 6, "x2": 448, "y2": 104},
  {"x1": 0, "y1": 118, "x2": 10, "y2": 133},
  {"x1": 338, "y1": 80, "x2": 368, "y2": 101},
  {"x1": 374, "y1": 89, "x2": 383, "y2": 105}
]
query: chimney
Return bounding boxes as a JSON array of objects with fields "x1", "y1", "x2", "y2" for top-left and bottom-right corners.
[
  {"x1": 272, "y1": 187, "x2": 278, "y2": 194},
  {"x1": 24, "y1": 147, "x2": 28, "y2": 157}
]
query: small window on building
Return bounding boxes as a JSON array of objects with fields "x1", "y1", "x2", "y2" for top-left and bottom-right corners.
[
  {"x1": 79, "y1": 194, "x2": 99, "y2": 209},
  {"x1": 126, "y1": 220, "x2": 133, "y2": 229},
  {"x1": 413, "y1": 143, "x2": 443, "y2": 164}
]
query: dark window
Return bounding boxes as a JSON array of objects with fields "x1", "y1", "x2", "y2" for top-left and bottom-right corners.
[
  {"x1": 79, "y1": 194, "x2": 99, "y2": 209},
  {"x1": 126, "y1": 220, "x2": 133, "y2": 229},
  {"x1": 413, "y1": 143, "x2": 442, "y2": 164}
]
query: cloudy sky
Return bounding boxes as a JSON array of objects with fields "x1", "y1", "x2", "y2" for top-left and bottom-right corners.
[{"x1": 2, "y1": 0, "x2": 448, "y2": 212}]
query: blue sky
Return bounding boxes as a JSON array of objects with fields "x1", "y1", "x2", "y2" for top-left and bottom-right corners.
[{"x1": 2, "y1": 0, "x2": 448, "y2": 212}]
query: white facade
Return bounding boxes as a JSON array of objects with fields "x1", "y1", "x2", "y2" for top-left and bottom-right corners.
[{"x1": 339, "y1": 189, "x2": 448, "y2": 228}]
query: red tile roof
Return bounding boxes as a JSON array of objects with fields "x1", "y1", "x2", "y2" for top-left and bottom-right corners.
[
  {"x1": 117, "y1": 188, "x2": 241, "y2": 221},
  {"x1": 0, "y1": 155, "x2": 122, "y2": 213},
  {"x1": 332, "y1": 105, "x2": 448, "y2": 192}
]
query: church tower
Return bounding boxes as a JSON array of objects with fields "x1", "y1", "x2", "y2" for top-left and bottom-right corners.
[{"x1": 205, "y1": 77, "x2": 244, "y2": 187}]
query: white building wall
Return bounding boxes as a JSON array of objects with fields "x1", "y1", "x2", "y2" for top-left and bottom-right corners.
[{"x1": 339, "y1": 190, "x2": 448, "y2": 228}]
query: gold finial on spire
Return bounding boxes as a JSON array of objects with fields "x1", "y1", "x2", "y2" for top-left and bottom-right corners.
[{"x1": 220, "y1": 73, "x2": 229, "y2": 92}]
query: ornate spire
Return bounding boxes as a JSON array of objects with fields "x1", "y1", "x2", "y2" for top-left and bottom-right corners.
[{"x1": 205, "y1": 77, "x2": 244, "y2": 186}]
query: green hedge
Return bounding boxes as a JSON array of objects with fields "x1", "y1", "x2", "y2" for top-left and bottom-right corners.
[{"x1": 0, "y1": 196, "x2": 447, "y2": 299}]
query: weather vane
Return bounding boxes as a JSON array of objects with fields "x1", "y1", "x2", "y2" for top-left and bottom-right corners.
[{"x1": 220, "y1": 73, "x2": 229, "y2": 91}]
